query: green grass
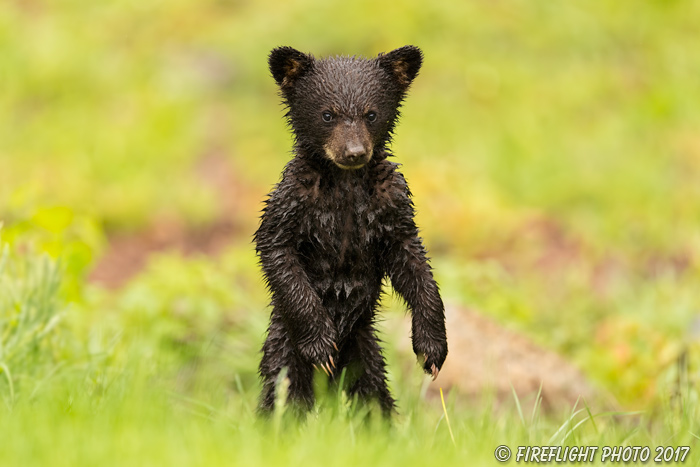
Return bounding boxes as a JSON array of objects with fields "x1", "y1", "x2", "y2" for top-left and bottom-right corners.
[
  {"x1": 1, "y1": 243, "x2": 699, "y2": 466},
  {"x1": 3, "y1": 380, "x2": 682, "y2": 467}
]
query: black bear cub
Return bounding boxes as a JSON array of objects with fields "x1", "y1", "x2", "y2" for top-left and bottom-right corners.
[{"x1": 255, "y1": 45, "x2": 447, "y2": 415}]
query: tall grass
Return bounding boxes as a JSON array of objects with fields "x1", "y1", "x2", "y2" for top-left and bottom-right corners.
[{"x1": 0, "y1": 243, "x2": 64, "y2": 408}]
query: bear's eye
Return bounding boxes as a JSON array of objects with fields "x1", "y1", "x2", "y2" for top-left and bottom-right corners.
[
  {"x1": 321, "y1": 111, "x2": 333, "y2": 122},
  {"x1": 366, "y1": 111, "x2": 377, "y2": 122}
]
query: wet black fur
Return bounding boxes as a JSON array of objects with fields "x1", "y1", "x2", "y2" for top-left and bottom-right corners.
[{"x1": 255, "y1": 46, "x2": 447, "y2": 416}]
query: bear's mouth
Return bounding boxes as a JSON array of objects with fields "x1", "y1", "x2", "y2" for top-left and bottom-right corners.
[
  {"x1": 324, "y1": 146, "x2": 371, "y2": 170},
  {"x1": 334, "y1": 161, "x2": 367, "y2": 170}
]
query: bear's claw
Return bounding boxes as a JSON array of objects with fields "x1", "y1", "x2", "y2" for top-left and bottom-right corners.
[{"x1": 314, "y1": 360, "x2": 335, "y2": 377}]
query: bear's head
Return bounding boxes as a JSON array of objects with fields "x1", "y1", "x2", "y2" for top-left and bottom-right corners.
[{"x1": 269, "y1": 46, "x2": 422, "y2": 170}]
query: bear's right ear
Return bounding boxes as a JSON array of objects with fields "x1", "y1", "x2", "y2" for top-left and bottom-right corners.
[
  {"x1": 269, "y1": 47, "x2": 313, "y2": 90},
  {"x1": 376, "y1": 45, "x2": 423, "y2": 92}
]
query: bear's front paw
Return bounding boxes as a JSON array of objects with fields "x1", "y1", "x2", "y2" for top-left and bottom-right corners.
[
  {"x1": 414, "y1": 338, "x2": 448, "y2": 381},
  {"x1": 311, "y1": 347, "x2": 338, "y2": 377},
  {"x1": 298, "y1": 329, "x2": 339, "y2": 377}
]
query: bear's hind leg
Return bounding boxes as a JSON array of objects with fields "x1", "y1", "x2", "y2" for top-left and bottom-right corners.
[
  {"x1": 343, "y1": 324, "x2": 396, "y2": 416},
  {"x1": 258, "y1": 318, "x2": 315, "y2": 416}
]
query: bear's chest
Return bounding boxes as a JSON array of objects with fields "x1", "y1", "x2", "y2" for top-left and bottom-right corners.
[
  {"x1": 297, "y1": 180, "x2": 378, "y2": 262},
  {"x1": 294, "y1": 175, "x2": 386, "y2": 331}
]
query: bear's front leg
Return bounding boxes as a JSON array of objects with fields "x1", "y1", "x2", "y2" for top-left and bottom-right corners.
[
  {"x1": 259, "y1": 248, "x2": 339, "y2": 376},
  {"x1": 256, "y1": 265, "x2": 338, "y2": 414},
  {"x1": 384, "y1": 237, "x2": 448, "y2": 380},
  {"x1": 378, "y1": 169, "x2": 448, "y2": 379}
]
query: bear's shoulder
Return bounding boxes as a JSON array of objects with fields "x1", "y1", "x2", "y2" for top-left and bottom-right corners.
[
  {"x1": 370, "y1": 156, "x2": 412, "y2": 205},
  {"x1": 266, "y1": 158, "x2": 321, "y2": 204}
]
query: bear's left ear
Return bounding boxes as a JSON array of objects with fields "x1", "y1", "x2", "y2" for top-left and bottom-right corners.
[
  {"x1": 377, "y1": 45, "x2": 423, "y2": 91},
  {"x1": 269, "y1": 46, "x2": 314, "y2": 91}
]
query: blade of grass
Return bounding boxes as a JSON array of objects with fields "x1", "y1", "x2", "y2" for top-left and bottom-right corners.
[
  {"x1": 582, "y1": 398, "x2": 598, "y2": 434},
  {"x1": 0, "y1": 362, "x2": 15, "y2": 407},
  {"x1": 510, "y1": 382, "x2": 526, "y2": 427},
  {"x1": 531, "y1": 382, "x2": 543, "y2": 425},
  {"x1": 440, "y1": 387, "x2": 456, "y2": 446},
  {"x1": 547, "y1": 408, "x2": 585, "y2": 444}
]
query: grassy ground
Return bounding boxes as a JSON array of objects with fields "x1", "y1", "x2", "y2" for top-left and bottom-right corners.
[
  {"x1": 2, "y1": 0, "x2": 700, "y2": 465},
  {"x1": 1, "y1": 246, "x2": 698, "y2": 466}
]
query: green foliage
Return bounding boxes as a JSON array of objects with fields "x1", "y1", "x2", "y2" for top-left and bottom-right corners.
[
  {"x1": 1, "y1": 207, "x2": 104, "y2": 300},
  {"x1": 77, "y1": 246, "x2": 268, "y2": 393},
  {"x1": 0, "y1": 243, "x2": 64, "y2": 406}
]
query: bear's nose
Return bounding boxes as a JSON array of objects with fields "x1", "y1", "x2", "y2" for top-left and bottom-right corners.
[{"x1": 344, "y1": 143, "x2": 366, "y2": 160}]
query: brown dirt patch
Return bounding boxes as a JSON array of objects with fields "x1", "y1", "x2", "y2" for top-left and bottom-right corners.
[
  {"x1": 89, "y1": 151, "x2": 258, "y2": 288},
  {"x1": 88, "y1": 218, "x2": 241, "y2": 288},
  {"x1": 395, "y1": 306, "x2": 610, "y2": 413}
]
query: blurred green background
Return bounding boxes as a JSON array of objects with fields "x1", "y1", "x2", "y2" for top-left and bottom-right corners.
[{"x1": 2, "y1": 0, "x2": 700, "y2": 464}]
